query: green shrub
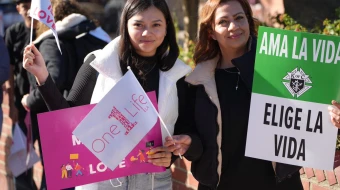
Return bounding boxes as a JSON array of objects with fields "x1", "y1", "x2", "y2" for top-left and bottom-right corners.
[
  {"x1": 277, "y1": 8, "x2": 340, "y2": 36},
  {"x1": 179, "y1": 40, "x2": 195, "y2": 68}
]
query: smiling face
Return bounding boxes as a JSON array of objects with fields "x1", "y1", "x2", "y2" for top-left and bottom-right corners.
[
  {"x1": 211, "y1": 1, "x2": 250, "y2": 52},
  {"x1": 127, "y1": 6, "x2": 167, "y2": 57}
]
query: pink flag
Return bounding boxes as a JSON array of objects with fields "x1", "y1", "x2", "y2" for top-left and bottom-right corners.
[{"x1": 29, "y1": 0, "x2": 61, "y2": 53}]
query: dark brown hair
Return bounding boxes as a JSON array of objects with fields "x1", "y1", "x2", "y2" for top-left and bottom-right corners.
[
  {"x1": 119, "y1": 0, "x2": 179, "y2": 73},
  {"x1": 36, "y1": 0, "x2": 95, "y2": 37},
  {"x1": 51, "y1": 0, "x2": 93, "y2": 22},
  {"x1": 193, "y1": 0, "x2": 259, "y2": 65}
]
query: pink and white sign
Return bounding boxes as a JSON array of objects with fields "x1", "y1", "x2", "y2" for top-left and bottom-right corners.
[
  {"x1": 73, "y1": 70, "x2": 159, "y2": 171},
  {"x1": 37, "y1": 91, "x2": 164, "y2": 190}
]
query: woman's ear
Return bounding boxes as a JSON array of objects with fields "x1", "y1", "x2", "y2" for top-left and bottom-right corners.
[
  {"x1": 210, "y1": 33, "x2": 216, "y2": 40},
  {"x1": 208, "y1": 28, "x2": 216, "y2": 40}
]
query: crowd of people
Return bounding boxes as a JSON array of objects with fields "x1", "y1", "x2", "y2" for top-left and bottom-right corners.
[
  {"x1": 2, "y1": 0, "x2": 109, "y2": 189},
  {"x1": 1, "y1": 0, "x2": 340, "y2": 190}
]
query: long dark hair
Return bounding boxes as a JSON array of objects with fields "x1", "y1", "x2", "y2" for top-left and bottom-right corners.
[
  {"x1": 119, "y1": 0, "x2": 179, "y2": 74},
  {"x1": 193, "y1": 0, "x2": 259, "y2": 65}
]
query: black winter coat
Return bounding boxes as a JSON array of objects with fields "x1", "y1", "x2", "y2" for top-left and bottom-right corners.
[
  {"x1": 26, "y1": 19, "x2": 108, "y2": 142},
  {"x1": 184, "y1": 37, "x2": 302, "y2": 190}
]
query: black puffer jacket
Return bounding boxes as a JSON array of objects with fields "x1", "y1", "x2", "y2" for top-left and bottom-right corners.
[{"x1": 26, "y1": 15, "x2": 109, "y2": 142}]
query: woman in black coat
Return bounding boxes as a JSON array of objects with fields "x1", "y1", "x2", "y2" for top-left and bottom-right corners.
[
  {"x1": 20, "y1": 0, "x2": 109, "y2": 189},
  {"x1": 165, "y1": 0, "x2": 340, "y2": 190}
]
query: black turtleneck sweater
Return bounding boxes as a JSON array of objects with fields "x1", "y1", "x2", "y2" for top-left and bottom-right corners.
[{"x1": 128, "y1": 52, "x2": 160, "y2": 98}]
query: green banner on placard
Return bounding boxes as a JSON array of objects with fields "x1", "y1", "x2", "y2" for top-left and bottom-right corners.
[{"x1": 252, "y1": 26, "x2": 340, "y2": 104}]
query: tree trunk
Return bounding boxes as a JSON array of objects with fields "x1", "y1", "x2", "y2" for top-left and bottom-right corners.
[{"x1": 182, "y1": 0, "x2": 199, "y2": 49}]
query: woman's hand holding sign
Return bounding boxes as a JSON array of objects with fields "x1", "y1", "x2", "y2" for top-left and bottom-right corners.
[
  {"x1": 148, "y1": 146, "x2": 172, "y2": 167},
  {"x1": 23, "y1": 44, "x2": 49, "y2": 86},
  {"x1": 164, "y1": 135, "x2": 192, "y2": 156},
  {"x1": 329, "y1": 100, "x2": 340, "y2": 128}
]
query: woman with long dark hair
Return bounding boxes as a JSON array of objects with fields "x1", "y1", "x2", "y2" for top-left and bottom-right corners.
[{"x1": 23, "y1": 0, "x2": 193, "y2": 189}]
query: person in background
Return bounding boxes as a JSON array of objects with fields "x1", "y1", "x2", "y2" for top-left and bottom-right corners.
[
  {"x1": 102, "y1": 0, "x2": 125, "y2": 37},
  {"x1": 4, "y1": 0, "x2": 37, "y2": 189},
  {"x1": 20, "y1": 0, "x2": 110, "y2": 189},
  {"x1": 0, "y1": 37, "x2": 9, "y2": 136}
]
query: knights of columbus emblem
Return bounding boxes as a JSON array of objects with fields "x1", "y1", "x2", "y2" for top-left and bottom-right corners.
[{"x1": 282, "y1": 68, "x2": 312, "y2": 98}]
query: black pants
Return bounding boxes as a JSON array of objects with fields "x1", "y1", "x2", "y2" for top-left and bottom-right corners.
[
  {"x1": 14, "y1": 169, "x2": 37, "y2": 190},
  {"x1": 12, "y1": 101, "x2": 45, "y2": 190}
]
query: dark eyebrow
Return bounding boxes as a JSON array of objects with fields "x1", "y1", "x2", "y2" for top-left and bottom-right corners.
[
  {"x1": 152, "y1": 19, "x2": 163, "y2": 23},
  {"x1": 217, "y1": 12, "x2": 245, "y2": 20},
  {"x1": 233, "y1": 12, "x2": 246, "y2": 17},
  {"x1": 132, "y1": 19, "x2": 163, "y2": 23}
]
